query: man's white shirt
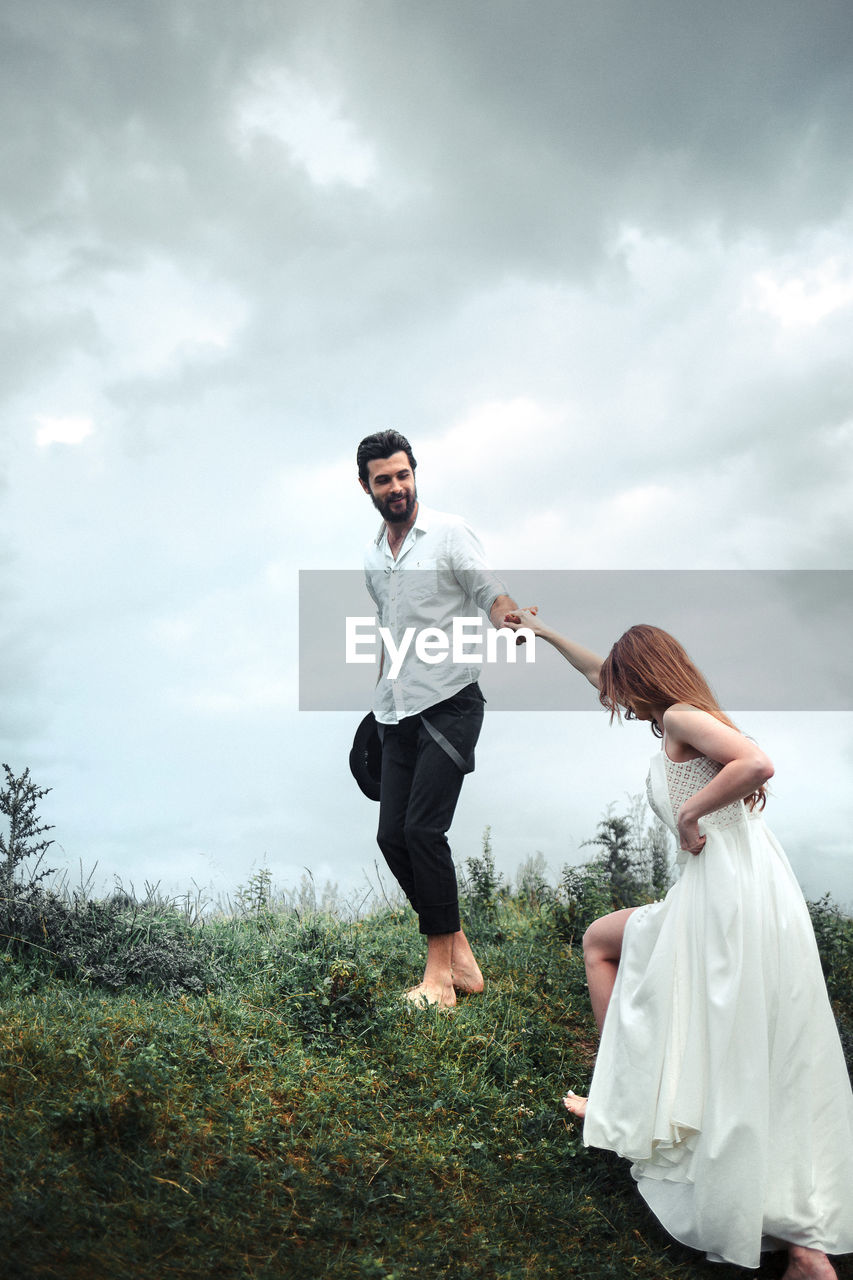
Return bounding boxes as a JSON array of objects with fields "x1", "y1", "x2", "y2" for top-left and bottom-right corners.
[{"x1": 364, "y1": 504, "x2": 507, "y2": 724}]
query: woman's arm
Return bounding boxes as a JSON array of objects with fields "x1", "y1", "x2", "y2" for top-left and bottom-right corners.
[
  {"x1": 503, "y1": 608, "x2": 603, "y2": 688},
  {"x1": 663, "y1": 703, "x2": 774, "y2": 854}
]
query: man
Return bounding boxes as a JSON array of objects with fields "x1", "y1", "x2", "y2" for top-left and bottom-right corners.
[{"x1": 357, "y1": 429, "x2": 521, "y2": 1007}]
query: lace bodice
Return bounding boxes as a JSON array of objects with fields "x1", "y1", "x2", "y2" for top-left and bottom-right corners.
[{"x1": 646, "y1": 753, "x2": 746, "y2": 832}]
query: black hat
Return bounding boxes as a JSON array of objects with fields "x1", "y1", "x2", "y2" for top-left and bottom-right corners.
[{"x1": 349, "y1": 712, "x2": 382, "y2": 801}]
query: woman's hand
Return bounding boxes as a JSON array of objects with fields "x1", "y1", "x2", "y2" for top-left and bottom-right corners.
[
  {"x1": 677, "y1": 809, "x2": 707, "y2": 857},
  {"x1": 502, "y1": 605, "x2": 540, "y2": 633}
]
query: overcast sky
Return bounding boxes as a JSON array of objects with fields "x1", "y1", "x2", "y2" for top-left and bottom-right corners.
[{"x1": 2, "y1": 0, "x2": 852, "y2": 910}]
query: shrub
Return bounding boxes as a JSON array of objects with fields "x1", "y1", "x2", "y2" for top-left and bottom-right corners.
[
  {"x1": 0, "y1": 763, "x2": 56, "y2": 900},
  {"x1": 808, "y1": 893, "x2": 853, "y2": 983},
  {"x1": 260, "y1": 917, "x2": 387, "y2": 1044},
  {"x1": 582, "y1": 813, "x2": 650, "y2": 911},
  {"x1": 552, "y1": 862, "x2": 615, "y2": 947},
  {"x1": 514, "y1": 851, "x2": 553, "y2": 910},
  {"x1": 808, "y1": 892, "x2": 853, "y2": 1060},
  {"x1": 460, "y1": 826, "x2": 507, "y2": 944}
]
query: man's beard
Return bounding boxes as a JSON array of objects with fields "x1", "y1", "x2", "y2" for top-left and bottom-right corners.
[{"x1": 371, "y1": 487, "x2": 417, "y2": 523}]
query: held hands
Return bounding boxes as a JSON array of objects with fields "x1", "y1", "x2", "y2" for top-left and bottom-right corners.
[
  {"x1": 490, "y1": 598, "x2": 536, "y2": 644},
  {"x1": 502, "y1": 605, "x2": 539, "y2": 633}
]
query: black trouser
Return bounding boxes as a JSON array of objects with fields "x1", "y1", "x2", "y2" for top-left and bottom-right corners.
[{"x1": 376, "y1": 683, "x2": 485, "y2": 936}]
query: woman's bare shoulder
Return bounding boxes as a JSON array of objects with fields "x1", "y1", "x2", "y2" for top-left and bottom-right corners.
[
  {"x1": 661, "y1": 703, "x2": 717, "y2": 735},
  {"x1": 663, "y1": 703, "x2": 771, "y2": 771}
]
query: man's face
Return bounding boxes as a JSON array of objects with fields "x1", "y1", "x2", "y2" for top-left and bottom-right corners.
[{"x1": 361, "y1": 451, "x2": 418, "y2": 524}]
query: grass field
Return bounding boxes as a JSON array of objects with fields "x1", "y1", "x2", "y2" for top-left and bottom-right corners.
[
  {"x1": 2, "y1": 768, "x2": 852, "y2": 1279},
  {"x1": 2, "y1": 879, "x2": 852, "y2": 1280}
]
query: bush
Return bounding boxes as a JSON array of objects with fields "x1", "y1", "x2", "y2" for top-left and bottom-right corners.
[{"x1": 1, "y1": 887, "x2": 221, "y2": 994}]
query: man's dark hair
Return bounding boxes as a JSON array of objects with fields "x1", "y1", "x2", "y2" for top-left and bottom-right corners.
[{"x1": 357, "y1": 430, "x2": 417, "y2": 485}]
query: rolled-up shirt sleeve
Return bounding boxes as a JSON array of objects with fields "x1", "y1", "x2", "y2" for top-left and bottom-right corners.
[{"x1": 447, "y1": 520, "x2": 509, "y2": 617}]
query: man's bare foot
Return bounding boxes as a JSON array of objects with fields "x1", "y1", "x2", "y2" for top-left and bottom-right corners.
[
  {"x1": 450, "y1": 931, "x2": 484, "y2": 994},
  {"x1": 451, "y1": 960, "x2": 484, "y2": 994},
  {"x1": 563, "y1": 1090, "x2": 587, "y2": 1118},
  {"x1": 403, "y1": 981, "x2": 456, "y2": 1009},
  {"x1": 783, "y1": 1246, "x2": 837, "y2": 1280}
]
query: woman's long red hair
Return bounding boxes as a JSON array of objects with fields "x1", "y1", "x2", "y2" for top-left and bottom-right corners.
[{"x1": 599, "y1": 624, "x2": 766, "y2": 809}]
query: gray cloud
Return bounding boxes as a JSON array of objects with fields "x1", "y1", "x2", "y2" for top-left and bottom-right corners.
[
  {"x1": 325, "y1": 1, "x2": 853, "y2": 257},
  {"x1": 0, "y1": 0, "x2": 850, "y2": 897}
]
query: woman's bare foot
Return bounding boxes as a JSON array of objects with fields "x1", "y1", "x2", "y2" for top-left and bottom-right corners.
[
  {"x1": 403, "y1": 980, "x2": 456, "y2": 1008},
  {"x1": 782, "y1": 1246, "x2": 837, "y2": 1280},
  {"x1": 562, "y1": 1090, "x2": 587, "y2": 1118}
]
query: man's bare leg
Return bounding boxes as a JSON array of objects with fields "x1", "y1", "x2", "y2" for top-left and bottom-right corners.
[
  {"x1": 563, "y1": 907, "x2": 637, "y2": 1116},
  {"x1": 405, "y1": 933, "x2": 456, "y2": 1007},
  {"x1": 405, "y1": 928, "x2": 484, "y2": 1006},
  {"x1": 450, "y1": 929, "x2": 484, "y2": 994}
]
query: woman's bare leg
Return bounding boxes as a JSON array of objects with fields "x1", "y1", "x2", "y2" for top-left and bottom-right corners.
[
  {"x1": 583, "y1": 907, "x2": 637, "y2": 1032},
  {"x1": 563, "y1": 907, "x2": 637, "y2": 1119}
]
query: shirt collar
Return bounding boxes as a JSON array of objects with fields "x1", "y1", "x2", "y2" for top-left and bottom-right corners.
[{"x1": 374, "y1": 501, "x2": 434, "y2": 546}]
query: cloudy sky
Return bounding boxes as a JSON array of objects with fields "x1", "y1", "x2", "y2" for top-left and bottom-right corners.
[{"x1": 2, "y1": 0, "x2": 852, "y2": 910}]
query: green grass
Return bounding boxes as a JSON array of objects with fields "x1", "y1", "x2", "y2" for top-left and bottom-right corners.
[{"x1": 3, "y1": 893, "x2": 851, "y2": 1280}]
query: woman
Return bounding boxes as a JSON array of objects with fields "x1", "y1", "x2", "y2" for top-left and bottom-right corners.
[{"x1": 505, "y1": 613, "x2": 853, "y2": 1279}]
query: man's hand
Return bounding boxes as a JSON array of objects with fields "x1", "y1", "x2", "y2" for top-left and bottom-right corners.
[
  {"x1": 489, "y1": 595, "x2": 533, "y2": 643},
  {"x1": 502, "y1": 605, "x2": 539, "y2": 641},
  {"x1": 503, "y1": 605, "x2": 539, "y2": 627}
]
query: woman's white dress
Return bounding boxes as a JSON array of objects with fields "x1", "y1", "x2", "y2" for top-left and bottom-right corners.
[{"x1": 583, "y1": 750, "x2": 853, "y2": 1268}]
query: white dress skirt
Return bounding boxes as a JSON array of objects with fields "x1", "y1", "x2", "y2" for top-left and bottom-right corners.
[{"x1": 582, "y1": 750, "x2": 853, "y2": 1268}]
